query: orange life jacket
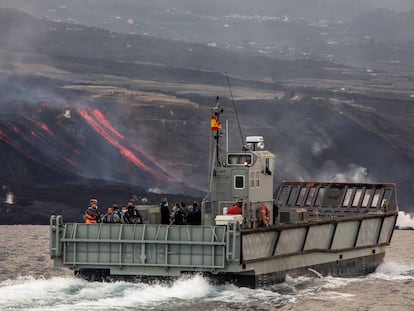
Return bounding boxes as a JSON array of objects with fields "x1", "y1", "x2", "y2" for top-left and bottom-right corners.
[{"x1": 85, "y1": 208, "x2": 98, "y2": 224}]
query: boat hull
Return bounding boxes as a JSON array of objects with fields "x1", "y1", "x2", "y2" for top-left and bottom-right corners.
[
  {"x1": 50, "y1": 212, "x2": 395, "y2": 288},
  {"x1": 73, "y1": 251, "x2": 384, "y2": 288}
]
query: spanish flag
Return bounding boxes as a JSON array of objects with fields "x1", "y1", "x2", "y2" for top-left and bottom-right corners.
[{"x1": 211, "y1": 115, "x2": 221, "y2": 131}]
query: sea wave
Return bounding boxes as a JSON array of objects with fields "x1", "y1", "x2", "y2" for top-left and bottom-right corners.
[
  {"x1": 1, "y1": 260, "x2": 413, "y2": 311},
  {"x1": 0, "y1": 274, "x2": 292, "y2": 310}
]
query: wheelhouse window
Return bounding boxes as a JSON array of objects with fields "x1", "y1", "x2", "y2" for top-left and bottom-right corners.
[
  {"x1": 342, "y1": 188, "x2": 354, "y2": 207},
  {"x1": 305, "y1": 187, "x2": 317, "y2": 206},
  {"x1": 228, "y1": 154, "x2": 252, "y2": 166},
  {"x1": 296, "y1": 187, "x2": 307, "y2": 206},
  {"x1": 371, "y1": 189, "x2": 382, "y2": 208},
  {"x1": 361, "y1": 189, "x2": 372, "y2": 207},
  {"x1": 234, "y1": 175, "x2": 245, "y2": 189},
  {"x1": 277, "y1": 186, "x2": 290, "y2": 205},
  {"x1": 315, "y1": 188, "x2": 325, "y2": 206},
  {"x1": 352, "y1": 189, "x2": 363, "y2": 207},
  {"x1": 287, "y1": 187, "x2": 299, "y2": 206}
]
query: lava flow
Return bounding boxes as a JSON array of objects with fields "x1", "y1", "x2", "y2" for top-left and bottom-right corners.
[
  {"x1": 0, "y1": 129, "x2": 9, "y2": 143},
  {"x1": 77, "y1": 107, "x2": 174, "y2": 182},
  {"x1": 91, "y1": 108, "x2": 173, "y2": 179}
]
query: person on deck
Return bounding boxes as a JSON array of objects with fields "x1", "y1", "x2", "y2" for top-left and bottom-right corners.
[
  {"x1": 127, "y1": 200, "x2": 143, "y2": 224},
  {"x1": 181, "y1": 202, "x2": 188, "y2": 225},
  {"x1": 187, "y1": 201, "x2": 202, "y2": 225},
  {"x1": 120, "y1": 206, "x2": 130, "y2": 223},
  {"x1": 171, "y1": 202, "x2": 184, "y2": 225},
  {"x1": 112, "y1": 204, "x2": 127, "y2": 223},
  {"x1": 160, "y1": 197, "x2": 170, "y2": 224},
  {"x1": 85, "y1": 198, "x2": 100, "y2": 224},
  {"x1": 101, "y1": 206, "x2": 121, "y2": 223}
]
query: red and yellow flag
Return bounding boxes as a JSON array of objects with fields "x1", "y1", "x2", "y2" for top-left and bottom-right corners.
[{"x1": 211, "y1": 115, "x2": 221, "y2": 130}]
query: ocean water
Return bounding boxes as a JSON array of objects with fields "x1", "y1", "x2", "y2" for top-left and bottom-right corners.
[{"x1": 1, "y1": 212, "x2": 414, "y2": 311}]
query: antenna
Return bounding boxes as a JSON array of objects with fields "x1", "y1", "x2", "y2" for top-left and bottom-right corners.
[{"x1": 225, "y1": 72, "x2": 244, "y2": 149}]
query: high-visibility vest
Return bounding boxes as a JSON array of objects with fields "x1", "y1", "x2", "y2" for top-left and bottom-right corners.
[{"x1": 85, "y1": 209, "x2": 98, "y2": 224}]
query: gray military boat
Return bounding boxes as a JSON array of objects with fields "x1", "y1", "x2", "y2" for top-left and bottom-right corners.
[{"x1": 50, "y1": 99, "x2": 398, "y2": 288}]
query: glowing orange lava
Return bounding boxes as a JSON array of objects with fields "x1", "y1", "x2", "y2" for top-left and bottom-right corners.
[
  {"x1": 35, "y1": 121, "x2": 53, "y2": 136},
  {"x1": 0, "y1": 129, "x2": 9, "y2": 143},
  {"x1": 63, "y1": 157, "x2": 75, "y2": 166},
  {"x1": 77, "y1": 108, "x2": 169, "y2": 181},
  {"x1": 91, "y1": 108, "x2": 170, "y2": 177},
  {"x1": 92, "y1": 109, "x2": 124, "y2": 139}
]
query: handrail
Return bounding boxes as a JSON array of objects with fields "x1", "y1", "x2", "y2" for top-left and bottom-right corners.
[{"x1": 49, "y1": 215, "x2": 63, "y2": 258}]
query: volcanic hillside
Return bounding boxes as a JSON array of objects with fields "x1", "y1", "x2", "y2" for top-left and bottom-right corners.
[{"x1": 0, "y1": 9, "x2": 414, "y2": 224}]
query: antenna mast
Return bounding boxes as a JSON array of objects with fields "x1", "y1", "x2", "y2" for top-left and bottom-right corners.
[
  {"x1": 225, "y1": 72, "x2": 244, "y2": 149},
  {"x1": 212, "y1": 96, "x2": 223, "y2": 166},
  {"x1": 205, "y1": 97, "x2": 223, "y2": 200}
]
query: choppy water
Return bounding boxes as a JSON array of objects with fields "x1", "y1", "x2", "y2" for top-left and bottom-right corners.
[{"x1": 1, "y1": 212, "x2": 414, "y2": 310}]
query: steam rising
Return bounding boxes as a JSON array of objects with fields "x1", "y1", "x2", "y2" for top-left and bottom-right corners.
[
  {"x1": 5, "y1": 191, "x2": 14, "y2": 204},
  {"x1": 320, "y1": 163, "x2": 371, "y2": 183}
]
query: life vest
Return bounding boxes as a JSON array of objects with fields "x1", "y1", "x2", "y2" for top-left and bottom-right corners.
[
  {"x1": 85, "y1": 208, "x2": 98, "y2": 224},
  {"x1": 260, "y1": 204, "x2": 271, "y2": 225}
]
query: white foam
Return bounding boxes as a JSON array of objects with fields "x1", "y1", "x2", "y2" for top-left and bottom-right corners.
[
  {"x1": 320, "y1": 275, "x2": 361, "y2": 289},
  {"x1": 372, "y1": 261, "x2": 414, "y2": 281},
  {"x1": 0, "y1": 274, "x2": 216, "y2": 310},
  {"x1": 396, "y1": 211, "x2": 414, "y2": 229},
  {"x1": 277, "y1": 274, "x2": 359, "y2": 303},
  {"x1": 307, "y1": 290, "x2": 354, "y2": 301}
]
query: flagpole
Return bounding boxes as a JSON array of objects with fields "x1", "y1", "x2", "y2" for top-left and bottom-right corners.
[
  {"x1": 210, "y1": 96, "x2": 223, "y2": 167},
  {"x1": 215, "y1": 97, "x2": 220, "y2": 166}
]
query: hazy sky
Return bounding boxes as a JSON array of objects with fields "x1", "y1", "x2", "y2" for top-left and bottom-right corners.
[{"x1": 1, "y1": 0, "x2": 414, "y2": 21}]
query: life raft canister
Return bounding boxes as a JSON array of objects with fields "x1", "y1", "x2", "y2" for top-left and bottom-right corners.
[{"x1": 260, "y1": 204, "x2": 271, "y2": 225}]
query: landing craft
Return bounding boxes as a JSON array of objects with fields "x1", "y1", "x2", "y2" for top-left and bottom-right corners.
[{"x1": 50, "y1": 98, "x2": 398, "y2": 288}]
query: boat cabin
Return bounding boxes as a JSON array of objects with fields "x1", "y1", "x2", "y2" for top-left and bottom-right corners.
[{"x1": 204, "y1": 136, "x2": 276, "y2": 228}]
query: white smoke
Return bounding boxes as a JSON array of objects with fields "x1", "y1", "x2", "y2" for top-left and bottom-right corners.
[
  {"x1": 311, "y1": 136, "x2": 332, "y2": 156},
  {"x1": 315, "y1": 162, "x2": 373, "y2": 183},
  {"x1": 329, "y1": 164, "x2": 370, "y2": 183},
  {"x1": 5, "y1": 191, "x2": 14, "y2": 204},
  {"x1": 148, "y1": 187, "x2": 163, "y2": 194}
]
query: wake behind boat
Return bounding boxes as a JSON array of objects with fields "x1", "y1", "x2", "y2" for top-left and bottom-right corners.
[{"x1": 50, "y1": 98, "x2": 398, "y2": 288}]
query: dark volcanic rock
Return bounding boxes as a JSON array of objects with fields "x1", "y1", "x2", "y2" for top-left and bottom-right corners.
[{"x1": 0, "y1": 8, "x2": 413, "y2": 225}]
